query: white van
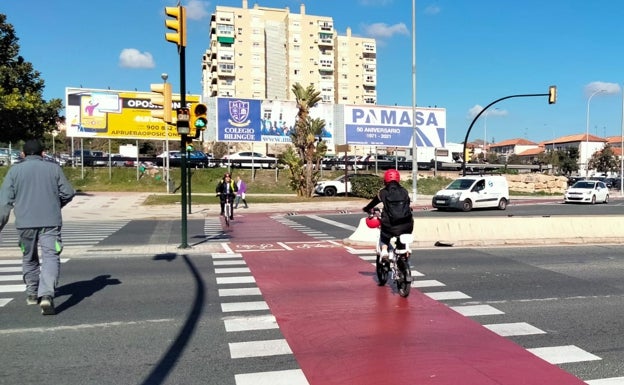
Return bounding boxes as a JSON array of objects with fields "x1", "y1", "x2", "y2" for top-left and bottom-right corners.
[{"x1": 432, "y1": 175, "x2": 509, "y2": 211}]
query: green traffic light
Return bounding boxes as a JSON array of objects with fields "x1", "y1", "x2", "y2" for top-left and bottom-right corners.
[{"x1": 194, "y1": 119, "x2": 206, "y2": 128}]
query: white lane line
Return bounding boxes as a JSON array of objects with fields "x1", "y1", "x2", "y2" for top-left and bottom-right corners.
[
  {"x1": 229, "y1": 339, "x2": 292, "y2": 358},
  {"x1": 412, "y1": 279, "x2": 445, "y2": 288},
  {"x1": 586, "y1": 377, "x2": 624, "y2": 385},
  {"x1": 224, "y1": 314, "x2": 278, "y2": 332},
  {"x1": 215, "y1": 267, "x2": 251, "y2": 274},
  {"x1": 0, "y1": 275, "x2": 22, "y2": 282},
  {"x1": 276, "y1": 242, "x2": 294, "y2": 250},
  {"x1": 221, "y1": 301, "x2": 269, "y2": 312},
  {"x1": 212, "y1": 253, "x2": 244, "y2": 259},
  {"x1": 0, "y1": 267, "x2": 21, "y2": 273},
  {"x1": 0, "y1": 284, "x2": 25, "y2": 293},
  {"x1": 216, "y1": 276, "x2": 256, "y2": 284},
  {"x1": 0, "y1": 318, "x2": 174, "y2": 335},
  {"x1": 218, "y1": 288, "x2": 262, "y2": 297},
  {"x1": 0, "y1": 298, "x2": 12, "y2": 307},
  {"x1": 307, "y1": 215, "x2": 357, "y2": 231},
  {"x1": 235, "y1": 369, "x2": 309, "y2": 385},
  {"x1": 484, "y1": 322, "x2": 546, "y2": 337},
  {"x1": 450, "y1": 304, "x2": 505, "y2": 317},
  {"x1": 213, "y1": 260, "x2": 247, "y2": 266},
  {"x1": 425, "y1": 291, "x2": 471, "y2": 300},
  {"x1": 528, "y1": 345, "x2": 601, "y2": 364},
  {"x1": 0, "y1": 260, "x2": 21, "y2": 265}
]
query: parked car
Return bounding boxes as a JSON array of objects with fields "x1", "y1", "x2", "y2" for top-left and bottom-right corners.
[
  {"x1": 223, "y1": 151, "x2": 278, "y2": 168},
  {"x1": 314, "y1": 173, "x2": 379, "y2": 197},
  {"x1": 564, "y1": 180, "x2": 609, "y2": 204},
  {"x1": 157, "y1": 150, "x2": 210, "y2": 168}
]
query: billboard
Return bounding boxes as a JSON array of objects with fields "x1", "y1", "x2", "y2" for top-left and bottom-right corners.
[
  {"x1": 216, "y1": 97, "x2": 334, "y2": 147},
  {"x1": 65, "y1": 87, "x2": 200, "y2": 140},
  {"x1": 344, "y1": 105, "x2": 446, "y2": 148}
]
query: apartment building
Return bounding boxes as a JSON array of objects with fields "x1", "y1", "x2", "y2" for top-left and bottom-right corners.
[{"x1": 201, "y1": 0, "x2": 377, "y2": 104}]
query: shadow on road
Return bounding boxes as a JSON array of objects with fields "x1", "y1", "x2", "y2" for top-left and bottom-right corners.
[
  {"x1": 140, "y1": 253, "x2": 205, "y2": 385},
  {"x1": 55, "y1": 274, "x2": 122, "y2": 314}
]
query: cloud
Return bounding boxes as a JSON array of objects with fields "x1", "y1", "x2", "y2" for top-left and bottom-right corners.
[
  {"x1": 468, "y1": 105, "x2": 508, "y2": 119},
  {"x1": 584, "y1": 81, "x2": 621, "y2": 96},
  {"x1": 424, "y1": 5, "x2": 441, "y2": 15},
  {"x1": 119, "y1": 49, "x2": 155, "y2": 69},
  {"x1": 362, "y1": 22, "x2": 409, "y2": 39},
  {"x1": 185, "y1": 0, "x2": 210, "y2": 21}
]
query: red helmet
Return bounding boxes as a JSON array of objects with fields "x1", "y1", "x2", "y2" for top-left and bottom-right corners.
[
  {"x1": 365, "y1": 216, "x2": 381, "y2": 228},
  {"x1": 384, "y1": 169, "x2": 400, "y2": 184}
]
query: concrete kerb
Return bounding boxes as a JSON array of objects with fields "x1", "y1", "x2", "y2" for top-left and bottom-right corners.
[{"x1": 344, "y1": 215, "x2": 624, "y2": 248}]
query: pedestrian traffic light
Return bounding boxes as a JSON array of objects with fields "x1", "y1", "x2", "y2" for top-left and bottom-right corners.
[
  {"x1": 150, "y1": 83, "x2": 172, "y2": 123},
  {"x1": 165, "y1": 6, "x2": 186, "y2": 47},
  {"x1": 176, "y1": 107, "x2": 190, "y2": 135},
  {"x1": 548, "y1": 85, "x2": 557, "y2": 104}
]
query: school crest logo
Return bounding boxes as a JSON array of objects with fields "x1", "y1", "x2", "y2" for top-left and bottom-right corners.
[{"x1": 228, "y1": 100, "x2": 250, "y2": 127}]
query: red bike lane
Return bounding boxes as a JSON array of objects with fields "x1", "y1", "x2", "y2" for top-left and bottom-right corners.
[{"x1": 229, "y1": 213, "x2": 586, "y2": 384}]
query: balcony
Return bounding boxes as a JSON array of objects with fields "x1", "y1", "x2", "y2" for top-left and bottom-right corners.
[
  {"x1": 363, "y1": 77, "x2": 376, "y2": 86},
  {"x1": 317, "y1": 32, "x2": 333, "y2": 47},
  {"x1": 318, "y1": 20, "x2": 333, "y2": 31}
]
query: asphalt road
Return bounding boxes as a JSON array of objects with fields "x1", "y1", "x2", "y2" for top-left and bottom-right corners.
[
  {"x1": 2, "y1": 201, "x2": 624, "y2": 384},
  {"x1": 2, "y1": 245, "x2": 624, "y2": 384}
]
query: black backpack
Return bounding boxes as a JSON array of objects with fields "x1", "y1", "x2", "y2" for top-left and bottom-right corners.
[{"x1": 382, "y1": 184, "x2": 412, "y2": 225}]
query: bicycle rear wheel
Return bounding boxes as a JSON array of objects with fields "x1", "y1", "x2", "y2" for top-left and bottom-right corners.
[
  {"x1": 396, "y1": 256, "x2": 412, "y2": 297},
  {"x1": 376, "y1": 255, "x2": 389, "y2": 286}
]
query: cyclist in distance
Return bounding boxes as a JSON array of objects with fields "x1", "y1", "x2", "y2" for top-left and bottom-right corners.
[
  {"x1": 216, "y1": 172, "x2": 238, "y2": 220},
  {"x1": 362, "y1": 169, "x2": 414, "y2": 261}
]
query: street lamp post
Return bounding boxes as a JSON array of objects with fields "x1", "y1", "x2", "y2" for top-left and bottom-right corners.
[
  {"x1": 586, "y1": 89, "x2": 605, "y2": 176},
  {"x1": 410, "y1": 0, "x2": 418, "y2": 201},
  {"x1": 483, "y1": 107, "x2": 498, "y2": 160}
]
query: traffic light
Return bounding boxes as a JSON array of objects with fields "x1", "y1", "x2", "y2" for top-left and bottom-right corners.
[
  {"x1": 548, "y1": 85, "x2": 557, "y2": 104},
  {"x1": 150, "y1": 83, "x2": 172, "y2": 123},
  {"x1": 176, "y1": 107, "x2": 190, "y2": 135},
  {"x1": 190, "y1": 103, "x2": 208, "y2": 138},
  {"x1": 165, "y1": 6, "x2": 186, "y2": 47},
  {"x1": 464, "y1": 148, "x2": 472, "y2": 162}
]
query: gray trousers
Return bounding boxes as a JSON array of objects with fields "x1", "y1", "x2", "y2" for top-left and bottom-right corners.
[{"x1": 19, "y1": 227, "x2": 63, "y2": 298}]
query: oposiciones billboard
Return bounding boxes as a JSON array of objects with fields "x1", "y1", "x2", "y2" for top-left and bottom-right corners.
[
  {"x1": 343, "y1": 105, "x2": 446, "y2": 148},
  {"x1": 65, "y1": 87, "x2": 199, "y2": 140}
]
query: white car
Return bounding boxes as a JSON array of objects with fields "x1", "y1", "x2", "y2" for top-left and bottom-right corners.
[
  {"x1": 314, "y1": 173, "x2": 378, "y2": 196},
  {"x1": 564, "y1": 180, "x2": 609, "y2": 204},
  {"x1": 223, "y1": 151, "x2": 278, "y2": 168}
]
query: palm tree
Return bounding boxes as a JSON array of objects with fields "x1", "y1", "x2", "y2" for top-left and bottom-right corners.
[{"x1": 286, "y1": 83, "x2": 327, "y2": 197}]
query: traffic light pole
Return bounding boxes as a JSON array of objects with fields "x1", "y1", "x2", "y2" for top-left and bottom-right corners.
[
  {"x1": 179, "y1": 46, "x2": 189, "y2": 249},
  {"x1": 461, "y1": 91, "x2": 552, "y2": 176}
]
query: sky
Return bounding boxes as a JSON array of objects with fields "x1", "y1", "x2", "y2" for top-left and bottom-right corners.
[{"x1": 3, "y1": 0, "x2": 624, "y2": 145}]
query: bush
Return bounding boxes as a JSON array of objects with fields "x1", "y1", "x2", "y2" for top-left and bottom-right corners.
[{"x1": 352, "y1": 175, "x2": 384, "y2": 198}]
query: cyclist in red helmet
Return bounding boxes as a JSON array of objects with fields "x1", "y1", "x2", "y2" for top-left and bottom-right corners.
[{"x1": 363, "y1": 169, "x2": 414, "y2": 260}]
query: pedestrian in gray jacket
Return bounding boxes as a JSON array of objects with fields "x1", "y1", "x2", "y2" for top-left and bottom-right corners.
[{"x1": 0, "y1": 139, "x2": 75, "y2": 315}]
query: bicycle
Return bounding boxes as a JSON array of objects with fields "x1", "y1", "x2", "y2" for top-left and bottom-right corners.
[
  {"x1": 218, "y1": 193, "x2": 234, "y2": 227},
  {"x1": 376, "y1": 233, "x2": 413, "y2": 297},
  {"x1": 367, "y1": 208, "x2": 413, "y2": 297}
]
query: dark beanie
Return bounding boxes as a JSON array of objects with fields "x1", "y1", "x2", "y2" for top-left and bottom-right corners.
[{"x1": 23, "y1": 139, "x2": 44, "y2": 155}]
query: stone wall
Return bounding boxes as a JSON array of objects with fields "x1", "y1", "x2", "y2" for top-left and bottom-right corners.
[{"x1": 505, "y1": 174, "x2": 568, "y2": 194}]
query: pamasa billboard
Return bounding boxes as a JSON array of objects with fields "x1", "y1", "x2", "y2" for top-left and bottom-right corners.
[
  {"x1": 344, "y1": 105, "x2": 446, "y2": 148},
  {"x1": 65, "y1": 87, "x2": 200, "y2": 140}
]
